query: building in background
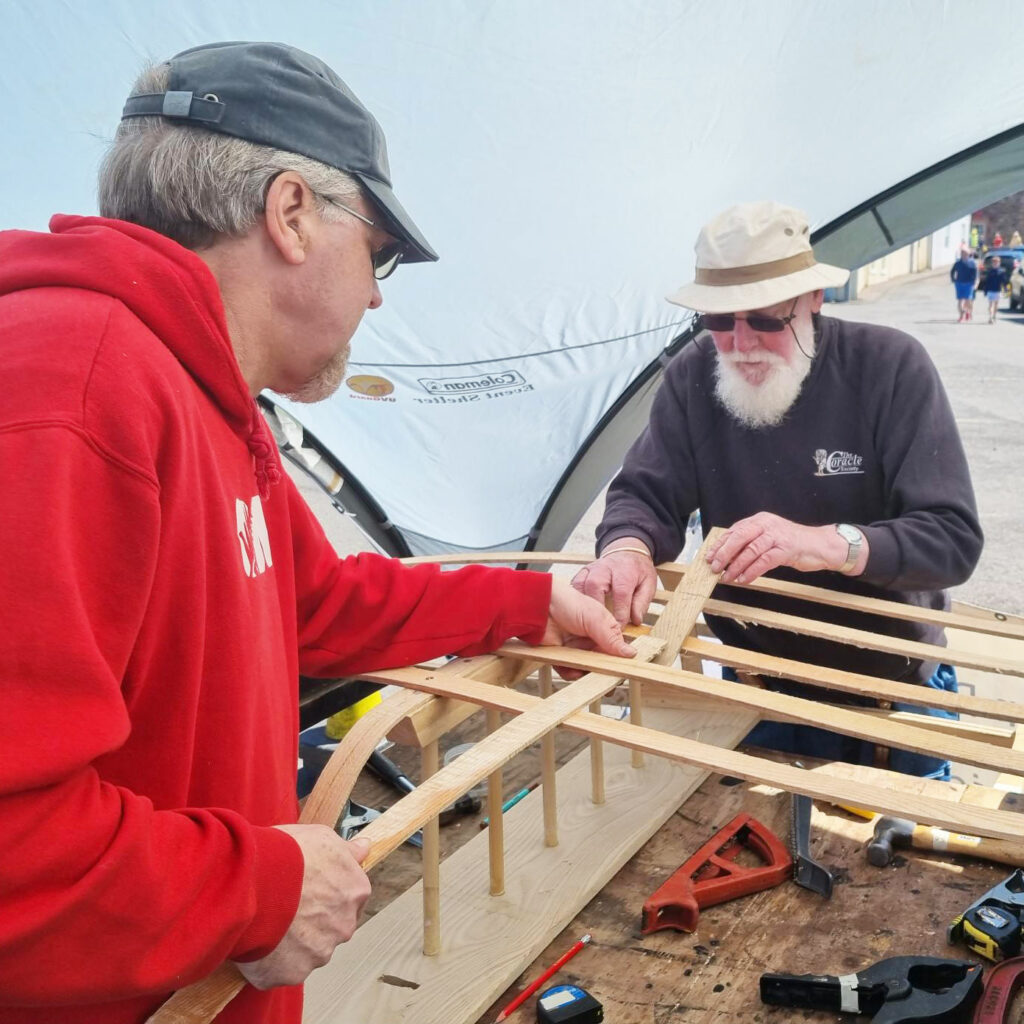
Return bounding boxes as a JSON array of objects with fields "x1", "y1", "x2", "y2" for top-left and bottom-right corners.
[{"x1": 840, "y1": 213, "x2": 972, "y2": 300}]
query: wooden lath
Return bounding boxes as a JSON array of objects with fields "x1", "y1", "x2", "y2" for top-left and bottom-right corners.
[{"x1": 147, "y1": 530, "x2": 1024, "y2": 1024}]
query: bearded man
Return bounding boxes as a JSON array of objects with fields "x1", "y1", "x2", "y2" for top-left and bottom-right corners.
[{"x1": 573, "y1": 201, "x2": 983, "y2": 778}]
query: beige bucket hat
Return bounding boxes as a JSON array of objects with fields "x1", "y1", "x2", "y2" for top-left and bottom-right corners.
[{"x1": 667, "y1": 201, "x2": 851, "y2": 313}]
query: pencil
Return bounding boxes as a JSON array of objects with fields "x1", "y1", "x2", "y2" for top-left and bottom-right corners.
[
  {"x1": 480, "y1": 783, "x2": 539, "y2": 827},
  {"x1": 492, "y1": 933, "x2": 591, "y2": 1022}
]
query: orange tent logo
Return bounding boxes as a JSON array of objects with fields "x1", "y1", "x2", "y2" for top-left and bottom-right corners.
[{"x1": 346, "y1": 375, "x2": 395, "y2": 397}]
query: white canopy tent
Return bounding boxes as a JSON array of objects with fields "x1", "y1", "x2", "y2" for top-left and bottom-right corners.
[{"x1": 5, "y1": 2, "x2": 1023, "y2": 555}]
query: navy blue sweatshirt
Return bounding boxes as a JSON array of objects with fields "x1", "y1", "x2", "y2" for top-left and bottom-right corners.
[{"x1": 598, "y1": 315, "x2": 983, "y2": 684}]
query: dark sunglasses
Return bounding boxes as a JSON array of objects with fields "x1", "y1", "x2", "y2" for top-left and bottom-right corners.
[
  {"x1": 317, "y1": 193, "x2": 406, "y2": 280},
  {"x1": 701, "y1": 299, "x2": 798, "y2": 334}
]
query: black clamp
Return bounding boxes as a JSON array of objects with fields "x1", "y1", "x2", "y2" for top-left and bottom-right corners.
[{"x1": 760, "y1": 955, "x2": 983, "y2": 1023}]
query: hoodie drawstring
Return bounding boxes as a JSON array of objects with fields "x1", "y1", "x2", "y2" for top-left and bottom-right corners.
[{"x1": 246, "y1": 405, "x2": 282, "y2": 499}]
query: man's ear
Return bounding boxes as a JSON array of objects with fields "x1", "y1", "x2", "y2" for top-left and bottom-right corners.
[
  {"x1": 808, "y1": 288, "x2": 825, "y2": 314},
  {"x1": 264, "y1": 172, "x2": 316, "y2": 266}
]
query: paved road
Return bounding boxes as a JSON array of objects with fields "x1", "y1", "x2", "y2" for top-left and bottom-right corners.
[{"x1": 294, "y1": 267, "x2": 1024, "y2": 615}]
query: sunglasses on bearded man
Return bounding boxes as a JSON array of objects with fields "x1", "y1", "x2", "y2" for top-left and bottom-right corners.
[{"x1": 700, "y1": 298, "x2": 799, "y2": 334}]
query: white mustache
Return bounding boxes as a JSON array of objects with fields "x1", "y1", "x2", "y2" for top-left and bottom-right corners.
[{"x1": 720, "y1": 350, "x2": 788, "y2": 366}]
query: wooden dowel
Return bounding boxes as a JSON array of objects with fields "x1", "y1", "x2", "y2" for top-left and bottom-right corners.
[
  {"x1": 421, "y1": 740, "x2": 441, "y2": 955},
  {"x1": 630, "y1": 680, "x2": 644, "y2": 767},
  {"x1": 486, "y1": 707, "x2": 504, "y2": 895},
  {"x1": 589, "y1": 698, "x2": 605, "y2": 804},
  {"x1": 538, "y1": 664, "x2": 558, "y2": 846}
]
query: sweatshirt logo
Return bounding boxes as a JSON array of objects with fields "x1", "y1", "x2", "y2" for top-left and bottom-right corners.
[
  {"x1": 813, "y1": 448, "x2": 864, "y2": 476},
  {"x1": 237, "y1": 496, "x2": 273, "y2": 578}
]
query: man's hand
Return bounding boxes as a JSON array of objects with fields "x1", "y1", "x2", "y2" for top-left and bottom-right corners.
[
  {"x1": 570, "y1": 544, "x2": 658, "y2": 626},
  {"x1": 233, "y1": 826, "x2": 371, "y2": 989},
  {"x1": 541, "y1": 578, "x2": 636, "y2": 658},
  {"x1": 707, "y1": 512, "x2": 863, "y2": 583}
]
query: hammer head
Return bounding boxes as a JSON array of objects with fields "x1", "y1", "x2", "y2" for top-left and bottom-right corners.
[{"x1": 867, "y1": 816, "x2": 915, "y2": 867}]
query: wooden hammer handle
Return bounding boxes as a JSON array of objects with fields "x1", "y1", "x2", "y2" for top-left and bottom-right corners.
[{"x1": 912, "y1": 824, "x2": 1024, "y2": 868}]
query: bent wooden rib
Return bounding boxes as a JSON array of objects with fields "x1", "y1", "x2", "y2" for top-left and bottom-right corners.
[{"x1": 146, "y1": 638, "x2": 663, "y2": 1024}]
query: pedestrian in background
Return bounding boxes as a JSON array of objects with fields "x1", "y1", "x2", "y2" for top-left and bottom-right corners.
[
  {"x1": 982, "y1": 253, "x2": 1008, "y2": 323},
  {"x1": 950, "y1": 244, "x2": 977, "y2": 322}
]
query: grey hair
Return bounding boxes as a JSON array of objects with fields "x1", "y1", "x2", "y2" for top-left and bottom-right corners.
[{"x1": 98, "y1": 62, "x2": 361, "y2": 249}]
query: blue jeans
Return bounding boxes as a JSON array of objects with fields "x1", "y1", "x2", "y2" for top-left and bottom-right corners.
[{"x1": 732, "y1": 663, "x2": 958, "y2": 781}]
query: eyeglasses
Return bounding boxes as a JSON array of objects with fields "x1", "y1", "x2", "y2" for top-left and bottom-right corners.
[
  {"x1": 701, "y1": 299, "x2": 799, "y2": 334},
  {"x1": 317, "y1": 194, "x2": 406, "y2": 280}
]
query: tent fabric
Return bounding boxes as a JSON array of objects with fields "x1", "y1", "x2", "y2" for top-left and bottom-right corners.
[{"x1": 5, "y1": 2, "x2": 1023, "y2": 555}]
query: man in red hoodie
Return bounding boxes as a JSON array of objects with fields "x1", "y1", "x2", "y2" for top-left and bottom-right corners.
[{"x1": 0, "y1": 42, "x2": 634, "y2": 1024}]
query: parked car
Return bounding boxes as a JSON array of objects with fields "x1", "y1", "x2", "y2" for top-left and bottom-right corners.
[{"x1": 978, "y1": 247, "x2": 1024, "y2": 298}]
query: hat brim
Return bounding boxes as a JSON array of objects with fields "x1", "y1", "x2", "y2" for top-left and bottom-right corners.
[
  {"x1": 356, "y1": 174, "x2": 438, "y2": 264},
  {"x1": 666, "y1": 261, "x2": 851, "y2": 313}
]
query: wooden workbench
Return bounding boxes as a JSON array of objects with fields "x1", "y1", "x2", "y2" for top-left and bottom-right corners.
[{"x1": 350, "y1": 725, "x2": 1024, "y2": 1023}]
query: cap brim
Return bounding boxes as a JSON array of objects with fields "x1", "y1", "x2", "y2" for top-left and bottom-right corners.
[
  {"x1": 356, "y1": 174, "x2": 438, "y2": 264},
  {"x1": 666, "y1": 262, "x2": 851, "y2": 313}
]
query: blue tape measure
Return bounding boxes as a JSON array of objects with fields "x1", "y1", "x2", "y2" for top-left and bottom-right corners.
[{"x1": 536, "y1": 985, "x2": 603, "y2": 1023}]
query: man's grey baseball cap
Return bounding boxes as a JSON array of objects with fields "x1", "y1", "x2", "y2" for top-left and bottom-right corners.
[{"x1": 121, "y1": 41, "x2": 438, "y2": 264}]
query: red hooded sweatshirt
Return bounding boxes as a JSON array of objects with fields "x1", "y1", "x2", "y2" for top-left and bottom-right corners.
[{"x1": 0, "y1": 216, "x2": 550, "y2": 1023}]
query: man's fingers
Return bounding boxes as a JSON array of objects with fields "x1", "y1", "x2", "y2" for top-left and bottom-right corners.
[
  {"x1": 346, "y1": 836, "x2": 371, "y2": 863},
  {"x1": 587, "y1": 604, "x2": 635, "y2": 658},
  {"x1": 631, "y1": 573, "x2": 658, "y2": 626},
  {"x1": 720, "y1": 533, "x2": 775, "y2": 582},
  {"x1": 610, "y1": 578, "x2": 634, "y2": 625}
]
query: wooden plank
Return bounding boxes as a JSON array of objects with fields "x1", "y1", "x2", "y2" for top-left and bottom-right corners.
[
  {"x1": 703, "y1": 597, "x2": 1024, "y2": 677},
  {"x1": 362, "y1": 661, "x2": 1024, "y2": 840},
  {"x1": 682, "y1": 637, "x2": 1024, "y2": 723},
  {"x1": 302, "y1": 704, "x2": 757, "y2": 1024},
  {"x1": 507, "y1": 645, "x2": 1024, "y2": 777}
]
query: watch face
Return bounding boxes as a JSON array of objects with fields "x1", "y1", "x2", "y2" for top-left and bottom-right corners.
[{"x1": 837, "y1": 523, "x2": 861, "y2": 543}]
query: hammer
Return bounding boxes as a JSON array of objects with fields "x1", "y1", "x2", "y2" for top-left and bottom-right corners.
[{"x1": 867, "y1": 816, "x2": 1024, "y2": 869}]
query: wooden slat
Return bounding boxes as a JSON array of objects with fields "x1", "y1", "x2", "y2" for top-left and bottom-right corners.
[
  {"x1": 648, "y1": 528, "x2": 723, "y2": 664},
  {"x1": 387, "y1": 654, "x2": 536, "y2": 747},
  {"x1": 505, "y1": 645, "x2": 1024, "y2": 776},
  {"x1": 401, "y1": 550, "x2": 1024, "y2": 641},
  {"x1": 703, "y1": 597, "x2": 1024, "y2": 678},
  {"x1": 360, "y1": 662, "x2": 1024, "y2": 841},
  {"x1": 682, "y1": 637, "x2": 1024, "y2": 723}
]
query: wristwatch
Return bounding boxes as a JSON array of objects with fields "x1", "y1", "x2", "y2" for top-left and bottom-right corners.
[{"x1": 835, "y1": 523, "x2": 863, "y2": 573}]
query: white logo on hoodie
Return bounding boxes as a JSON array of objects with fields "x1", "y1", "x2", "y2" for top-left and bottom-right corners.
[{"x1": 236, "y1": 496, "x2": 273, "y2": 578}]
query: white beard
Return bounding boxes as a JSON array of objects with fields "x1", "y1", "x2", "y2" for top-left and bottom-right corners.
[{"x1": 713, "y1": 337, "x2": 815, "y2": 429}]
